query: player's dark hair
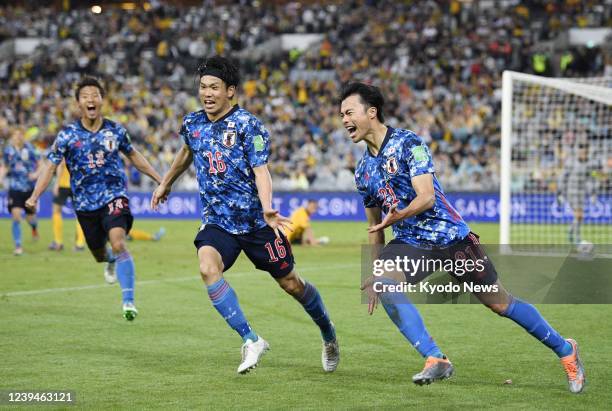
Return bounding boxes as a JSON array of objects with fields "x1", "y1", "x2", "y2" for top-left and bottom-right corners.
[
  {"x1": 75, "y1": 77, "x2": 105, "y2": 101},
  {"x1": 339, "y1": 82, "x2": 385, "y2": 122},
  {"x1": 197, "y1": 55, "x2": 240, "y2": 88}
]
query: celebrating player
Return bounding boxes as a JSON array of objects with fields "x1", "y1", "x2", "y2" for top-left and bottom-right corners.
[
  {"x1": 26, "y1": 77, "x2": 162, "y2": 321},
  {"x1": 1, "y1": 127, "x2": 40, "y2": 255},
  {"x1": 151, "y1": 56, "x2": 339, "y2": 374},
  {"x1": 340, "y1": 82, "x2": 584, "y2": 393}
]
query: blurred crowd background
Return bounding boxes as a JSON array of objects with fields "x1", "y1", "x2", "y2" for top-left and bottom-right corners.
[{"x1": 1, "y1": 0, "x2": 610, "y2": 192}]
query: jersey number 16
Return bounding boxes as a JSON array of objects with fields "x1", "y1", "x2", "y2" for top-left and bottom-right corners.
[{"x1": 204, "y1": 151, "x2": 226, "y2": 174}]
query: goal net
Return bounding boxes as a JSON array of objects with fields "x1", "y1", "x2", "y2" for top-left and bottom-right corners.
[{"x1": 500, "y1": 71, "x2": 611, "y2": 256}]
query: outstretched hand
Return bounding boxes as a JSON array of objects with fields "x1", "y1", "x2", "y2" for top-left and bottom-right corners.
[
  {"x1": 151, "y1": 183, "x2": 171, "y2": 211},
  {"x1": 263, "y1": 209, "x2": 292, "y2": 239},
  {"x1": 367, "y1": 204, "x2": 404, "y2": 233},
  {"x1": 360, "y1": 275, "x2": 379, "y2": 315},
  {"x1": 25, "y1": 197, "x2": 37, "y2": 213}
]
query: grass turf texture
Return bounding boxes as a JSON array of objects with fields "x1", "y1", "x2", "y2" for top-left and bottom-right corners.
[{"x1": 1, "y1": 219, "x2": 610, "y2": 410}]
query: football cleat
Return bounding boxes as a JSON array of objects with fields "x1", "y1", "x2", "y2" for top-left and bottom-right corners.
[
  {"x1": 412, "y1": 356, "x2": 454, "y2": 385},
  {"x1": 561, "y1": 339, "x2": 585, "y2": 393},
  {"x1": 13, "y1": 246, "x2": 23, "y2": 256},
  {"x1": 237, "y1": 337, "x2": 270, "y2": 374},
  {"x1": 32, "y1": 228, "x2": 39, "y2": 242},
  {"x1": 322, "y1": 338, "x2": 340, "y2": 372},
  {"x1": 153, "y1": 227, "x2": 166, "y2": 241},
  {"x1": 122, "y1": 302, "x2": 138, "y2": 321},
  {"x1": 48, "y1": 241, "x2": 64, "y2": 251},
  {"x1": 104, "y1": 261, "x2": 117, "y2": 284}
]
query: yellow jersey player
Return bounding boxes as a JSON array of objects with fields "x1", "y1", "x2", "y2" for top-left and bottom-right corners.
[
  {"x1": 287, "y1": 200, "x2": 328, "y2": 245},
  {"x1": 49, "y1": 160, "x2": 86, "y2": 251}
]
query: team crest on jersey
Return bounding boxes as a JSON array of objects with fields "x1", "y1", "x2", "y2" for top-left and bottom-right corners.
[
  {"x1": 222, "y1": 130, "x2": 237, "y2": 148},
  {"x1": 21, "y1": 148, "x2": 30, "y2": 161},
  {"x1": 385, "y1": 156, "x2": 399, "y2": 175},
  {"x1": 103, "y1": 131, "x2": 118, "y2": 152}
]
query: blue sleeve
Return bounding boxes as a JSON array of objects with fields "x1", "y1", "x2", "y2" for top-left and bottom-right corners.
[
  {"x1": 179, "y1": 122, "x2": 190, "y2": 148},
  {"x1": 47, "y1": 132, "x2": 67, "y2": 165},
  {"x1": 243, "y1": 117, "x2": 269, "y2": 168},
  {"x1": 119, "y1": 127, "x2": 134, "y2": 154},
  {"x1": 406, "y1": 140, "x2": 435, "y2": 178},
  {"x1": 355, "y1": 169, "x2": 377, "y2": 208}
]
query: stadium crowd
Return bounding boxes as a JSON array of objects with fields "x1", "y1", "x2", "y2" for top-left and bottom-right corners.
[{"x1": 0, "y1": 0, "x2": 609, "y2": 192}]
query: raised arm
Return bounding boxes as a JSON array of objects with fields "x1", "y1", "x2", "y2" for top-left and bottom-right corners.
[{"x1": 151, "y1": 144, "x2": 193, "y2": 210}]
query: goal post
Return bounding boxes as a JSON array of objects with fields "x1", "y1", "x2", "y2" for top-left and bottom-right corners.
[{"x1": 500, "y1": 70, "x2": 611, "y2": 255}]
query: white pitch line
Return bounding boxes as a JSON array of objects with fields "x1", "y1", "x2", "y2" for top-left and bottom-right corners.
[{"x1": 2, "y1": 262, "x2": 359, "y2": 297}]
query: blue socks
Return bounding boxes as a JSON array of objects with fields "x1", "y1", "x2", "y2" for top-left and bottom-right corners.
[
  {"x1": 501, "y1": 298, "x2": 572, "y2": 358},
  {"x1": 207, "y1": 278, "x2": 257, "y2": 342},
  {"x1": 115, "y1": 251, "x2": 135, "y2": 304},
  {"x1": 12, "y1": 220, "x2": 21, "y2": 247},
  {"x1": 297, "y1": 282, "x2": 336, "y2": 342},
  {"x1": 378, "y1": 278, "x2": 443, "y2": 358}
]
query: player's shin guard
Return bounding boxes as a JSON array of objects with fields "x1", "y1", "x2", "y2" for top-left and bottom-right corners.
[
  {"x1": 501, "y1": 297, "x2": 572, "y2": 358},
  {"x1": 207, "y1": 278, "x2": 257, "y2": 342},
  {"x1": 52, "y1": 210, "x2": 63, "y2": 244},
  {"x1": 12, "y1": 220, "x2": 21, "y2": 247},
  {"x1": 379, "y1": 278, "x2": 443, "y2": 358},
  {"x1": 115, "y1": 251, "x2": 135, "y2": 304},
  {"x1": 296, "y1": 281, "x2": 335, "y2": 342}
]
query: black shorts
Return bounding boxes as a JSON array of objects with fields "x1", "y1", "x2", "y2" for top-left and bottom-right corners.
[
  {"x1": 194, "y1": 224, "x2": 295, "y2": 278},
  {"x1": 8, "y1": 189, "x2": 35, "y2": 215},
  {"x1": 76, "y1": 197, "x2": 134, "y2": 251},
  {"x1": 53, "y1": 187, "x2": 73, "y2": 206},
  {"x1": 379, "y1": 232, "x2": 498, "y2": 286}
]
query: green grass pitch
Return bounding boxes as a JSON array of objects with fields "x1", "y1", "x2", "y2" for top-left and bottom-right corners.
[{"x1": 1, "y1": 219, "x2": 610, "y2": 410}]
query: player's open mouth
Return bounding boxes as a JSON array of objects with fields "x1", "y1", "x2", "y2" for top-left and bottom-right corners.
[
  {"x1": 346, "y1": 126, "x2": 357, "y2": 137},
  {"x1": 203, "y1": 100, "x2": 215, "y2": 107},
  {"x1": 86, "y1": 105, "x2": 96, "y2": 115}
]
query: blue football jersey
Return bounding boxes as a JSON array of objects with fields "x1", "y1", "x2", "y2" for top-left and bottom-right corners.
[
  {"x1": 48, "y1": 119, "x2": 133, "y2": 212},
  {"x1": 355, "y1": 127, "x2": 470, "y2": 248},
  {"x1": 3, "y1": 142, "x2": 39, "y2": 192},
  {"x1": 180, "y1": 105, "x2": 270, "y2": 234}
]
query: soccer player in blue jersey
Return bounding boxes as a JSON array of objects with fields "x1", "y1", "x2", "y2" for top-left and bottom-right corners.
[
  {"x1": 340, "y1": 82, "x2": 585, "y2": 393},
  {"x1": 26, "y1": 77, "x2": 162, "y2": 321},
  {"x1": 1, "y1": 127, "x2": 41, "y2": 255},
  {"x1": 151, "y1": 56, "x2": 339, "y2": 374}
]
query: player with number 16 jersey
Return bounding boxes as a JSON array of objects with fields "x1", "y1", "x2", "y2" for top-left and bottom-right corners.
[{"x1": 152, "y1": 56, "x2": 339, "y2": 375}]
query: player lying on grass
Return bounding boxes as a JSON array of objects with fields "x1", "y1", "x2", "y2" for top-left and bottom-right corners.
[
  {"x1": 151, "y1": 56, "x2": 339, "y2": 374},
  {"x1": 340, "y1": 82, "x2": 585, "y2": 393},
  {"x1": 26, "y1": 77, "x2": 162, "y2": 321},
  {"x1": 287, "y1": 200, "x2": 329, "y2": 245},
  {"x1": 1, "y1": 127, "x2": 41, "y2": 255}
]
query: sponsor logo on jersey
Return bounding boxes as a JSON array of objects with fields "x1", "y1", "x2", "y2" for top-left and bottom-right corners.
[
  {"x1": 411, "y1": 145, "x2": 428, "y2": 162},
  {"x1": 253, "y1": 135, "x2": 265, "y2": 152}
]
